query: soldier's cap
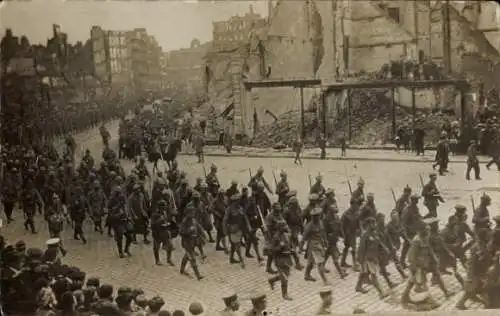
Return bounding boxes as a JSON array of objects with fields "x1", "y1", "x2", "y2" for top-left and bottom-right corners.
[
  {"x1": 149, "y1": 295, "x2": 165, "y2": 307},
  {"x1": 492, "y1": 215, "x2": 500, "y2": 223},
  {"x1": 210, "y1": 164, "x2": 217, "y2": 169},
  {"x1": 272, "y1": 202, "x2": 282, "y2": 211},
  {"x1": 410, "y1": 194, "x2": 421, "y2": 200},
  {"x1": 367, "y1": 193, "x2": 374, "y2": 198},
  {"x1": 231, "y1": 179, "x2": 238, "y2": 185},
  {"x1": 357, "y1": 178, "x2": 365, "y2": 185},
  {"x1": 230, "y1": 193, "x2": 241, "y2": 201},
  {"x1": 319, "y1": 287, "x2": 332, "y2": 296},
  {"x1": 454, "y1": 204, "x2": 466, "y2": 213},
  {"x1": 315, "y1": 175, "x2": 323, "y2": 181},
  {"x1": 325, "y1": 188, "x2": 335, "y2": 196},
  {"x1": 86, "y1": 277, "x2": 100, "y2": 287},
  {"x1": 250, "y1": 292, "x2": 266, "y2": 302},
  {"x1": 257, "y1": 166, "x2": 264, "y2": 172},
  {"x1": 218, "y1": 188, "x2": 225, "y2": 194},
  {"x1": 157, "y1": 200, "x2": 167, "y2": 206},
  {"x1": 309, "y1": 193, "x2": 319, "y2": 201},
  {"x1": 46, "y1": 238, "x2": 60, "y2": 246},
  {"x1": 286, "y1": 190, "x2": 297, "y2": 197},
  {"x1": 196, "y1": 177, "x2": 202, "y2": 182},
  {"x1": 311, "y1": 207, "x2": 323, "y2": 216},
  {"x1": 135, "y1": 294, "x2": 148, "y2": 304},
  {"x1": 481, "y1": 194, "x2": 491, "y2": 201},
  {"x1": 191, "y1": 191, "x2": 201, "y2": 199},
  {"x1": 188, "y1": 302, "x2": 204, "y2": 315},
  {"x1": 280, "y1": 170, "x2": 286, "y2": 176},
  {"x1": 403, "y1": 186, "x2": 412, "y2": 193},
  {"x1": 288, "y1": 196, "x2": 298, "y2": 203},
  {"x1": 422, "y1": 217, "x2": 439, "y2": 225},
  {"x1": 429, "y1": 173, "x2": 437, "y2": 178},
  {"x1": 15, "y1": 240, "x2": 26, "y2": 248}
]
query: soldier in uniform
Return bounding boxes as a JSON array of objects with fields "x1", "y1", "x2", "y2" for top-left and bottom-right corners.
[
  {"x1": 244, "y1": 293, "x2": 267, "y2": 316},
  {"x1": 193, "y1": 177, "x2": 203, "y2": 193},
  {"x1": 267, "y1": 220, "x2": 293, "y2": 300},
  {"x1": 128, "y1": 184, "x2": 151, "y2": 244},
  {"x1": 318, "y1": 133, "x2": 327, "y2": 159},
  {"x1": 400, "y1": 194, "x2": 423, "y2": 268},
  {"x1": 299, "y1": 207, "x2": 330, "y2": 285},
  {"x1": 206, "y1": 164, "x2": 221, "y2": 198},
  {"x1": 376, "y1": 213, "x2": 407, "y2": 282},
  {"x1": 309, "y1": 175, "x2": 326, "y2": 198},
  {"x1": 315, "y1": 287, "x2": 333, "y2": 315},
  {"x1": 211, "y1": 188, "x2": 229, "y2": 252},
  {"x1": 69, "y1": 186, "x2": 88, "y2": 244},
  {"x1": 466, "y1": 140, "x2": 481, "y2": 180},
  {"x1": 355, "y1": 217, "x2": 389, "y2": 298},
  {"x1": 322, "y1": 191, "x2": 347, "y2": 279},
  {"x1": 219, "y1": 292, "x2": 240, "y2": 316},
  {"x1": 434, "y1": 131, "x2": 450, "y2": 175},
  {"x1": 275, "y1": 170, "x2": 290, "y2": 207},
  {"x1": 100, "y1": 124, "x2": 111, "y2": 146},
  {"x1": 455, "y1": 228, "x2": 491, "y2": 309},
  {"x1": 21, "y1": 183, "x2": 39, "y2": 234},
  {"x1": 108, "y1": 186, "x2": 133, "y2": 258},
  {"x1": 292, "y1": 135, "x2": 303, "y2": 165},
  {"x1": 421, "y1": 173, "x2": 444, "y2": 219},
  {"x1": 225, "y1": 180, "x2": 239, "y2": 199},
  {"x1": 283, "y1": 196, "x2": 304, "y2": 270},
  {"x1": 167, "y1": 160, "x2": 180, "y2": 188},
  {"x1": 134, "y1": 157, "x2": 151, "y2": 182},
  {"x1": 88, "y1": 180, "x2": 106, "y2": 234},
  {"x1": 2, "y1": 170, "x2": 19, "y2": 223},
  {"x1": 351, "y1": 178, "x2": 365, "y2": 207},
  {"x1": 394, "y1": 186, "x2": 411, "y2": 217},
  {"x1": 359, "y1": 193, "x2": 377, "y2": 231},
  {"x1": 179, "y1": 206, "x2": 205, "y2": 280},
  {"x1": 454, "y1": 204, "x2": 475, "y2": 268},
  {"x1": 243, "y1": 187, "x2": 264, "y2": 263},
  {"x1": 473, "y1": 194, "x2": 491, "y2": 233},
  {"x1": 223, "y1": 193, "x2": 251, "y2": 268},
  {"x1": 341, "y1": 198, "x2": 361, "y2": 271},
  {"x1": 401, "y1": 218, "x2": 452, "y2": 304},
  {"x1": 194, "y1": 132, "x2": 205, "y2": 163},
  {"x1": 151, "y1": 200, "x2": 175, "y2": 266},
  {"x1": 248, "y1": 167, "x2": 273, "y2": 216}
]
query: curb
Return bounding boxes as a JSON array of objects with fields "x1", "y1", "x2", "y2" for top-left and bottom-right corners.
[{"x1": 178, "y1": 152, "x2": 485, "y2": 164}]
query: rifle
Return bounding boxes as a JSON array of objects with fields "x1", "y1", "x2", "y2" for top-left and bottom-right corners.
[
  {"x1": 308, "y1": 174, "x2": 312, "y2": 189},
  {"x1": 272, "y1": 170, "x2": 278, "y2": 187},
  {"x1": 470, "y1": 195, "x2": 476, "y2": 212},
  {"x1": 390, "y1": 188, "x2": 397, "y2": 203},
  {"x1": 202, "y1": 165, "x2": 207, "y2": 178},
  {"x1": 418, "y1": 174, "x2": 425, "y2": 190}
]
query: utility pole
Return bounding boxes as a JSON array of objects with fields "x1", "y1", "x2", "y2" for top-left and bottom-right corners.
[
  {"x1": 332, "y1": 0, "x2": 337, "y2": 81},
  {"x1": 442, "y1": 0, "x2": 452, "y2": 73}
]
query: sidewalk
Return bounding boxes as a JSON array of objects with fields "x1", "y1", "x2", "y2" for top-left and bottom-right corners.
[{"x1": 180, "y1": 146, "x2": 492, "y2": 164}]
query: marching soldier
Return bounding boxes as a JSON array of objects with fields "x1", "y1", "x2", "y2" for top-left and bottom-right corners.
[
  {"x1": 292, "y1": 135, "x2": 303, "y2": 164},
  {"x1": 20, "y1": 182, "x2": 39, "y2": 234},
  {"x1": 394, "y1": 186, "x2": 411, "y2": 217},
  {"x1": 454, "y1": 204, "x2": 475, "y2": 268},
  {"x1": 355, "y1": 217, "x2": 389, "y2": 298},
  {"x1": 455, "y1": 228, "x2": 491, "y2": 309},
  {"x1": 341, "y1": 198, "x2": 361, "y2": 271},
  {"x1": 267, "y1": 220, "x2": 293, "y2": 300},
  {"x1": 206, "y1": 164, "x2": 221, "y2": 198},
  {"x1": 322, "y1": 191, "x2": 347, "y2": 279},
  {"x1": 47, "y1": 194, "x2": 69, "y2": 255},
  {"x1": 128, "y1": 184, "x2": 151, "y2": 245},
  {"x1": 193, "y1": 177, "x2": 203, "y2": 193},
  {"x1": 376, "y1": 213, "x2": 407, "y2": 283},
  {"x1": 400, "y1": 194, "x2": 423, "y2": 268},
  {"x1": 88, "y1": 180, "x2": 106, "y2": 234},
  {"x1": 299, "y1": 207, "x2": 330, "y2": 285},
  {"x1": 248, "y1": 167, "x2": 273, "y2": 215},
  {"x1": 151, "y1": 200, "x2": 175, "y2": 266},
  {"x1": 108, "y1": 186, "x2": 133, "y2": 258},
  {"x1": 167, "y1": 160, "x2": 180, "y2": 188},
  {"x1": 199, "y1": 183, "x2": 215, "y2": 243},
  {"x1": 179, "y1": 206, "x2": 205, "y2": 280},
  {"x1": 244, "y1": 187, "x2": 264, "y2": 263},
  {"x1": 315, "y1": 287, "x2": 333, "y2": 315},
  {"x1": 100, "y1": 124, "x2": 111, "y2": 147},
  {"x1": 351, "y1": 178, "x2": 365, "y2": 207},
  {"x1": 309, "y1": 175, "x2": 326, "y2": 198},
  {"x1": 434, "y1": 131, "x2": 449, "y2": 175},
  {"x1": 421, "y1": 173, "x2": 444, "y2": 219},
  {"x1": 223, "y1": 193, "x2": 251, "y2": 268},
  {"x1": 283, "y1": 196, "x2": 304, "y2": 270},
  {"x1": 212, "y1": 188, "x2": 229, "y2": 252},
  {"x1": 225, "y1": 180, "x2": 239, "y2": 199},
  {"x1": 359, "y1": 193, "x2": 377, "y2": 230},
  {"x1": 466, "y1": 140, "x2": 481, "y2": 180},
  {"x1": 472, "y1": 194, "x2": 491, "y2": 233},
  {"x1": 244, "y1": 293, "x2": 267, "y2": 316},
  {"x1": 275, "y1": 170, "x2": 289, "y2": 207},
  {"x1": 69, "y1": 186, "x2": 88, "y2": 244},
  {"x1": 302, "y1": 194, "x2": 320, "y2": 224}
]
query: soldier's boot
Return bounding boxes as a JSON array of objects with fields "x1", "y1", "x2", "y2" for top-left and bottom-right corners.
[
  {"x1": 267, "y1": 275, "x2": 280, "y2": 290},
  {"x1": 74, "y1": 228, "x2": 80, "y2": 240},
  {"x1": 371, "y1": 275, "x2": 388, "y2": 299},
  {"x1": 318, "y1": 264, "x2": 331, "y2": 285},
  {"x1": 304, "y1": 264, "x2": 316, "y2": 282},
  {"x1": 24, "y1": 220, "x2": 29, "y2": 231},
  {"x1": 351, "y1": 251, "x2": 360, "y2": 272},
  {"x1": 355, "y1": 273, "x2": 368, "y2": 294},
  {"x1": 108, "y1": 226, "x2": 113, "y2": 237},
  {"x1": 455, "y1": 293, "x2": 468, "y2": 310},
  {"x1": 80, "y1": 233, "x2": 87, "y2": 244},
  {"x1": 143, "y1": 233, "x2": 151, "y2": 245},
  {"x1": 190, "y1": 261, "x2": 204, "y2": 281},
  {"x1": 245, "y1": 242, "x2": 254, "y2": 258},
  {"x1": 401, "y1": 281, "x2": 414, "y2": 304},
  {"x1": 281, "y1": 280, "x2": 292, "y2": 300},
  {"x1": 116, "y1": 237, "x2": 125, "y2": 258},
  {"x1": 154, "y1": 247, "x2": 161, "y2": 265},
  {"x1": 180, "y1": 256, "x2": 189, "y2": 276},
  {"x1": 340, "y1": 248, "x2": 351, "y2": 267},
  {"x1": 236, "y1": 247, "x2": 245, "y2": 268},
  {"x1": 206, "y1": 230, "x2": 215, "y2": 243},
  {"x1": 166, "y1": 250, "x2": 175, "y2": 266},
  {"x1": 395, "y1": 262, "x2": 407, "y2": 279},
  {"x1": 292, "y1": 253, "x2": 303, "y2": 270},
  {"x1": 435, "y1": 273, "x2": 452, "y2": 298},
  {"x1": 333, "y1": 260, "x2": 347, "y2": 279},
  {"x1": 381, "y1": 270, "x2": 396, "y2": 289},
  {"x1": 197, "y1": 246, "x2": 207, "y2": 260},
  {"x1": 125, "y1": 239, "x2": 132, "y2": 257},
  {"x1": 266, "y1": 256, "x2": 277, "y2": 274},
  {"x1": 30, "y1": 221, "x2": 37, "y2": 234},
  {"x1": 132, "y1": 233, "x2": 138, "y2": 244},
  {"x1": 454, "y1": 271, "x2": 465, "y2": 288},
  {"x1": 215, "y1": 231, "x2": 226, "y2": 251}
]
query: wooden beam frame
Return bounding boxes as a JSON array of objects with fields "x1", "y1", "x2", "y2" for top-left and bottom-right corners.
[{"x1": 243, "y1": 78, "x2": 322, "y2": 89}]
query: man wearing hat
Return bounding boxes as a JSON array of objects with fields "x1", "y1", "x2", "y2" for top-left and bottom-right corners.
[
  {"x1": 299, "y1": 207, "x2": 330, "y2": 285},
  {"x1": 302, "y1": 194, "x2": 320, "y2": 224},
  {"x1": 220, "y1": 291, "x2": 240, "y2": 316},
  {"x1": 244, "y1": 292, "x2": 267, "y2": 316},
  {"x1": 179, "y1": 205, "x2": 204, "y2": 280},
  {"x1": 433, "y1": 131, "x2": 450, "y2": 175},
  {"x1": 310, "y1": 175, "x2": 326, "y2": 198},
  {"x1": 241, "y1": 188, "x2": 265, "y2": 263},
  {"x1": 225, "y1": 180, "x2": 239, "y2": 199},
  {"x1": 108, "y1": 186, "x2": 133, "y2": 258},
  {"x1": 421, "y1": 173, "x2": 444, "y2": 219},
  {"x1": 223, "y1": 193, "x2": 251, "y2": 268},
  {"x1": 275, "y1": 170, "x2": 290, "y2": 207},
  {"x1": 473, "y1": 194, "x2": 491, "y2": 233},
  {"x1": 166, "y1": 160, "x2": 179, "y2": 188},
  {"x1": 283, "y1": 195, "x2": 304, "y2": 270},
  {"x1": 340, "y1": 198, "x2": 361, "y2": 271},
  {"x1": 351, "y1": 178, "x2": 365, "y2": 207},
  {"x1": 68, "y1": 185, "x2": 88, "y2": 244},
  {"x1": 151, "y1": 200, "x2": 175, "y2": 266},
  {"x1": 206, "y1": 164, "x2": 221, "y2": 198},
  {"x1": 292, "y1": 134, "x2": 303, "y2": 164},
  {"x1": 315, "y1": 287, "x2": 333, "y2": 315},
  {"x1": 148, "y1": 296, "x2": 166, "y2": 315},
  {"x1": 394, "y1": 186, "x2": 412, "y2": 217},
  {"x1": 267, "y1": 219, "x2": 293, "y2": 300},
  {"x1": 466, "y1": 140, "x2": 481, "y2": 180},
  {"x1": 322, "y1": 189, "x2": 346, "y2": 278},
  {"x1": 211, "y1": 188, "x2": 229, "y2": 252},
  {"x1": 400, "y1": 194, "x2": 423, "y2": 268}
]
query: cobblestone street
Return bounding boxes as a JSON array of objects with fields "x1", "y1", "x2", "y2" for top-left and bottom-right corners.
[{"x1": 2, "y1": 124, "x2": 499, "y2": 315}]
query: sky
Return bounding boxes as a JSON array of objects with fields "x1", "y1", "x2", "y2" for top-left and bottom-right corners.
[{"x1": 0, "y1": 0, "x2": 269, "y2": 52}]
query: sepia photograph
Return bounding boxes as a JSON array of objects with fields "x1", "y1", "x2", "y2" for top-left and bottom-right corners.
[{"x1": 1, "y1": 0, "x2": 500, "y2": 315}]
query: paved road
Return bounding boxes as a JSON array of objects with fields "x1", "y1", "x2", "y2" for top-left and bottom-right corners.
[{"x1": 2, "y1": 123, "x2": 498, "y2": 315}]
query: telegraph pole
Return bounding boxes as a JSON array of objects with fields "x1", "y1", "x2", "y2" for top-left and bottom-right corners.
[
  {"x1": 332, "y1": 0, "x2": 337, "y2": 81},
  {"x1": 442, "y1": 0, "x2": 452, "y2": 73}
]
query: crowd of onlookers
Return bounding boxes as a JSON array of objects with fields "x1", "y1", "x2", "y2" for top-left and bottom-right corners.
[{"x1": 0, "y1": 237, "x2": 207, "y2": 316}]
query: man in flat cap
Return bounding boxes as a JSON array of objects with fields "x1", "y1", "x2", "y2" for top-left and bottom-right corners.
[
  {"x1": 315, "y1": 287, "x2": 333, "y2": 315},
  {"x1": 219, "y1": 291, "x2": 240, "y2": 316},
  {"x1": 244, "y1": 292, "x2": 267, "y2": 316}
]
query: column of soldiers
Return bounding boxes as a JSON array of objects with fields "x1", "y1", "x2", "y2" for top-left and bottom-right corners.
[{"x1": 3, "y1": 136, "x2": 500, "y2": 314}]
